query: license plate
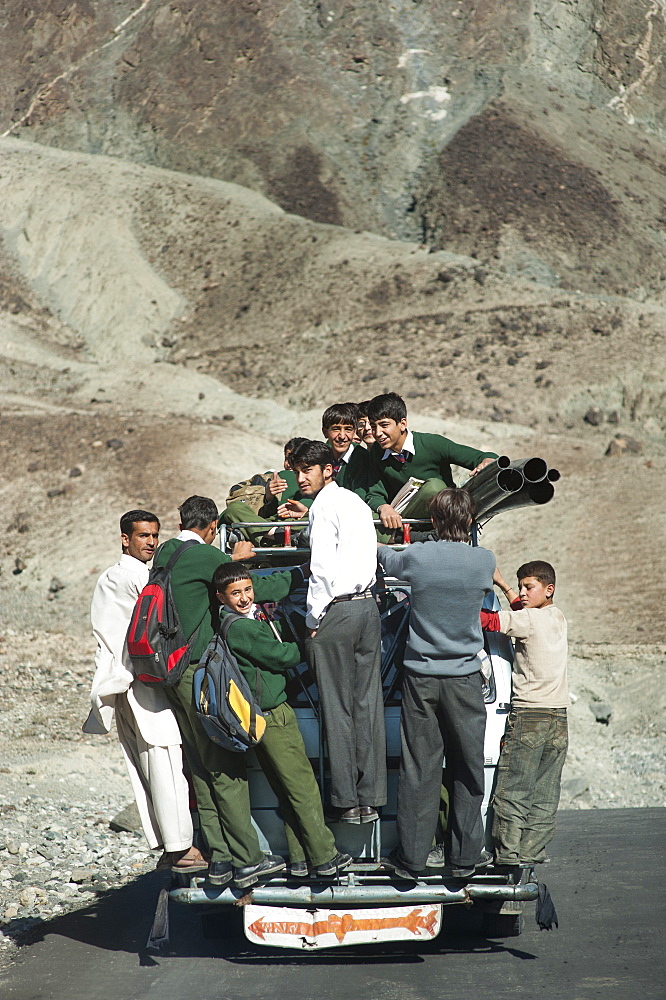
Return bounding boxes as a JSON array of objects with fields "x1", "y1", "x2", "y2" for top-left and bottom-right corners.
[{"x1": 244, "y1": 903, "x2": 442, "y2": 949}]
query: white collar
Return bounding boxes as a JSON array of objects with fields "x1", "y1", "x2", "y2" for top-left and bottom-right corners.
[
  {"x1": 119, "y1": 553, "x2": 147, "y2": 568},
  {"x1": 382, "y1": 429, "x2": 415, "y2": 461},
  {"x1": 176, "y1": 529, "x2": 205, "y2": 543},
  {"x1": 339, "y1": 444, "x2": 354, "y2": 465}
]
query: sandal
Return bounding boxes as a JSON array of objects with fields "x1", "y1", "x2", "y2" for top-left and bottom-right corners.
[{"x1": 157, "y1": 847, "x2": 209, "y2": 872}]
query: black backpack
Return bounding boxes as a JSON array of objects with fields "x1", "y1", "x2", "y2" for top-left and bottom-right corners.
[
  {"x1": 192, "y1": 612, "x2": 266, "y2": 752},
  {"x1": 126, "y1": 540, "x2": 202, "y2": 687}
]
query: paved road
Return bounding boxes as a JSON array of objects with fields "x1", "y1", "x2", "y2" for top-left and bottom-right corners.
[{"x1": 1, "y1": 809, "x2": 664, "y2": 1000}]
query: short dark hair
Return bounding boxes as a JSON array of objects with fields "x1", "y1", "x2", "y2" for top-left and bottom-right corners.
[
  {"x1": 284, "y1": 436, "x2": 308, "y2": 457},
  {"x1": 517, "y1": 560, "x2": 556, "y2": 588},
  {"x1": 178, "y1": 495, "x2": 218, "y2": 530},
  {"x1": 366, "y1": 392, "x2": 407, "y2": 423},
  {"x1": 120, "y1": 509, "x2": 160, "y2": 536},
  {"x1": 213, "y1": 562, "x2": 253, "y2": 593},
  {"x1": 429, "y1": 488, "x2": 476, "y2": 542},
  {"x1": 289, "y1": 440, "x2": 336, "y2": 471},
  {"x1": 357, "y1": 400, "x2": 371, "y2": 418},
  {"x1": 322, "y1": 402, "x2": 360, "y2": 430}
]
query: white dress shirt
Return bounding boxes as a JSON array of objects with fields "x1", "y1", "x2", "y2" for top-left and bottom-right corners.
[
  {"x1": 85, "y1": 553, "x2": 182, "y2": 745},
  {"x1": 306, "y1": 482, "x2": 377, "y2": 629}
]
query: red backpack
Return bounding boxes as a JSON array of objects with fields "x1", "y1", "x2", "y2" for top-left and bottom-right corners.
[{"x1": 126, "y1": 540, "x2": 202, "y2": 686}]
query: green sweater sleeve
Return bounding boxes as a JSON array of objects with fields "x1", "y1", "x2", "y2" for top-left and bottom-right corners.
[
  {"x1": 251, "y1": 567, "x2": 305, "y2": 604},
  {"x1": 365, "y1": 444, "x2": 390, "y2": 512}
]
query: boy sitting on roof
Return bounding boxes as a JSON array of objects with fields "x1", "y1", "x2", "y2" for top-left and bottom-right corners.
[
  {"x1": 365, "y1": 392, "x2": 497, "y2": 535},
  {"x1": 220, "y1": 437, "x2": 313, "y2": 546}
]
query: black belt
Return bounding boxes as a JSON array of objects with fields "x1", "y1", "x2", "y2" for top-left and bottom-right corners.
[{"x1": 331, "y1": 590, "x2": 374, "y2": 604}]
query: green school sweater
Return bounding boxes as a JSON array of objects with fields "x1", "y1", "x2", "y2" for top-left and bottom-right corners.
[
  {"x1": 365, "y1": 432, "x2": 498, "y2": 511},
  {"x1": 335, "y1": 443, "x2": 370, "y2": 500},
  {"x1": 154, "y1": 538, "x2": 301, "y2": 663},
  {"x1": 223, "y1": 611, "x2": 301, "y2": 711}
]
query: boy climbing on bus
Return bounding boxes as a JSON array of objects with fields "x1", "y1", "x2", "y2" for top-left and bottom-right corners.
[
  {"x1": 481, "y1": 560, "x2": 569, "y2": 870},
  {"x1": 213, "y1": 562, "x2": 351, "y2": 878}
]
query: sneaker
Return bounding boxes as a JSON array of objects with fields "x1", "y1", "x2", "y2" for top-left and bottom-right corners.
[
  {"x1": 290, "y1": 860, "x2": 309, "y2": 877},
  {"x1": 207, "y1": 861, "x2": 233, "y2": 886},
  {"x1": 386, "y1": 850, "x2": 421, "y2": 881},
  {"x1": 425, "y1": 844, "x2": 448, "y2": 868},
  {"x1": 313, "y1": 853, "x2": 352, "y2": 877},
  {"x1": 233, "y1": 854, "x2": 286, "y2": 889}
]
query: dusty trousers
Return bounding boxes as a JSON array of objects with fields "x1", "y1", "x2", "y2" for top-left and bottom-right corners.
[{"x1": 492, "y1": 707, "x2": 568, "y2": 865}]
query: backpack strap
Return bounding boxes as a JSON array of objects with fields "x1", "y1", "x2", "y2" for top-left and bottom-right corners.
[
  {"x1": 157, "y1": 538, "x2": 201, "y2": 573},
  {"x1": 220, "y1": 612, "x2": 263, "y2": 737}
]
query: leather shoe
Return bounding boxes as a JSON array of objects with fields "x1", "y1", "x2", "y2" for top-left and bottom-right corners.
[
  {"x1": 358, "y1": 806, "x2": 379, "y2": 823},
  {"x1": 313, "y1": 852, "x2": 352, "y2": 877},
  {"x1": 335, "y1": 806, "x2": 362, "y2": 824},
  {"x1": 234, "y1": 853, "x2": 286, "y2": 889},
  {"x1": 207, "y1": 861, "x2": 233, "y2": 886},
  {"x1": 386, "y1": 850, "x2": 421, "y2": 881}
]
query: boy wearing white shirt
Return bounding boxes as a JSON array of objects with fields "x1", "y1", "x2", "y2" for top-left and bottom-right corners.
[{"x1": 290, "y1": 440, "x2": 386, "y2": 823}]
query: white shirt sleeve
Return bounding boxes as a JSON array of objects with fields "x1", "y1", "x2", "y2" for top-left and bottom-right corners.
[
  {"x1": 88, "y1": 559, "x2": 147, "y2": 730},
  {"x1": 306, "y1": 502, "x2": 340, "y2": 629}
]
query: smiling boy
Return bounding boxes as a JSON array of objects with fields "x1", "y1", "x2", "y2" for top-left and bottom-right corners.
[
  {"x1": 481, "y1": 560, "x2": 569, "y2": 869},
  {"x1": 365, "y1": 392, "x2": 497, "y2": 531},
  {"x1": 214, "y1": 562, "x2": 351, "y2": 879}
]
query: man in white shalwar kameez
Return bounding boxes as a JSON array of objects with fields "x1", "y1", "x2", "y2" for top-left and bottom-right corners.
[{"x1": 83, "y1": 510, "x2": 206, "y2": 872}]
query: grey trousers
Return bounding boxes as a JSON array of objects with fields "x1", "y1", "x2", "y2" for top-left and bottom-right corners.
[
  {"x1": 397, "y1": 670, "x2": 486, "y2": 870},
  {"x1": 305, "y1": 597, "x2": 387, "y2": 810}
]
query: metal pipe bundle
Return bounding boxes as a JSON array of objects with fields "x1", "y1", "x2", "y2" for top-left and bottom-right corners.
[
  {"x1": 463, "y1": 455, "x2": 560, "y2": 522},
  {"x1": 479, "y1": 478, "x2": 555, "y2": 523}
]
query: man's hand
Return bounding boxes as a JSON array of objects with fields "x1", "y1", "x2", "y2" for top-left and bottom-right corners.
[
  {"x1": 268, "y1": 471, "x2": 289, "y2": 497},
  {"x1": 469, "y1": 457, "x2": 495, "y2": 476},
  {"x1": 231, "y1": 540, "x2": 255, "y2": 561},
  {"x1": 378, "y1": 503, "x2": 403, "y2": 529},
  {"x1": 277, "y1": 499, "x2": 308, "y2": 519}
]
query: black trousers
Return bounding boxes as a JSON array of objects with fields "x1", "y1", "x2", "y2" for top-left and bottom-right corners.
[
  {"x1": 397, "y1": 670, "x2": 486, "y2": 870},
  {"x1": 306, "y1": 598, "x2": 387, "y2": 810}
]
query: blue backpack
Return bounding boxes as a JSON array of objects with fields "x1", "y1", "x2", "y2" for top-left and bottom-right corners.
[{"x1": 192, "y1": 613, "x2": 266, "y2": 752}]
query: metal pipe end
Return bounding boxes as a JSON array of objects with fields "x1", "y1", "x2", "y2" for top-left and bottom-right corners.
[{"x1": 522, "y1": 457, "x2": 548, "y2": 482}]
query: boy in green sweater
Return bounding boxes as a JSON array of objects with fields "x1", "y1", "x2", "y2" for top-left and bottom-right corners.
[
  {"x1": 365, "y1": 392, "x2": 498, "y2": 533},
  {"x1": 214, "y1": 562, "x2": 352, "y2": 879}
]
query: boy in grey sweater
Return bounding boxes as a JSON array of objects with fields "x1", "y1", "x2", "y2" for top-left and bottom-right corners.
[{"x1": 378, "y1": 488, "x2": 494, "y2": 878}]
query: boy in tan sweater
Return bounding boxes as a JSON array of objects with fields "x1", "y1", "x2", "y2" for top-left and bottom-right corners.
[{"x1": 481, "y1": 560, "x2": 568, "y2": 869}]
